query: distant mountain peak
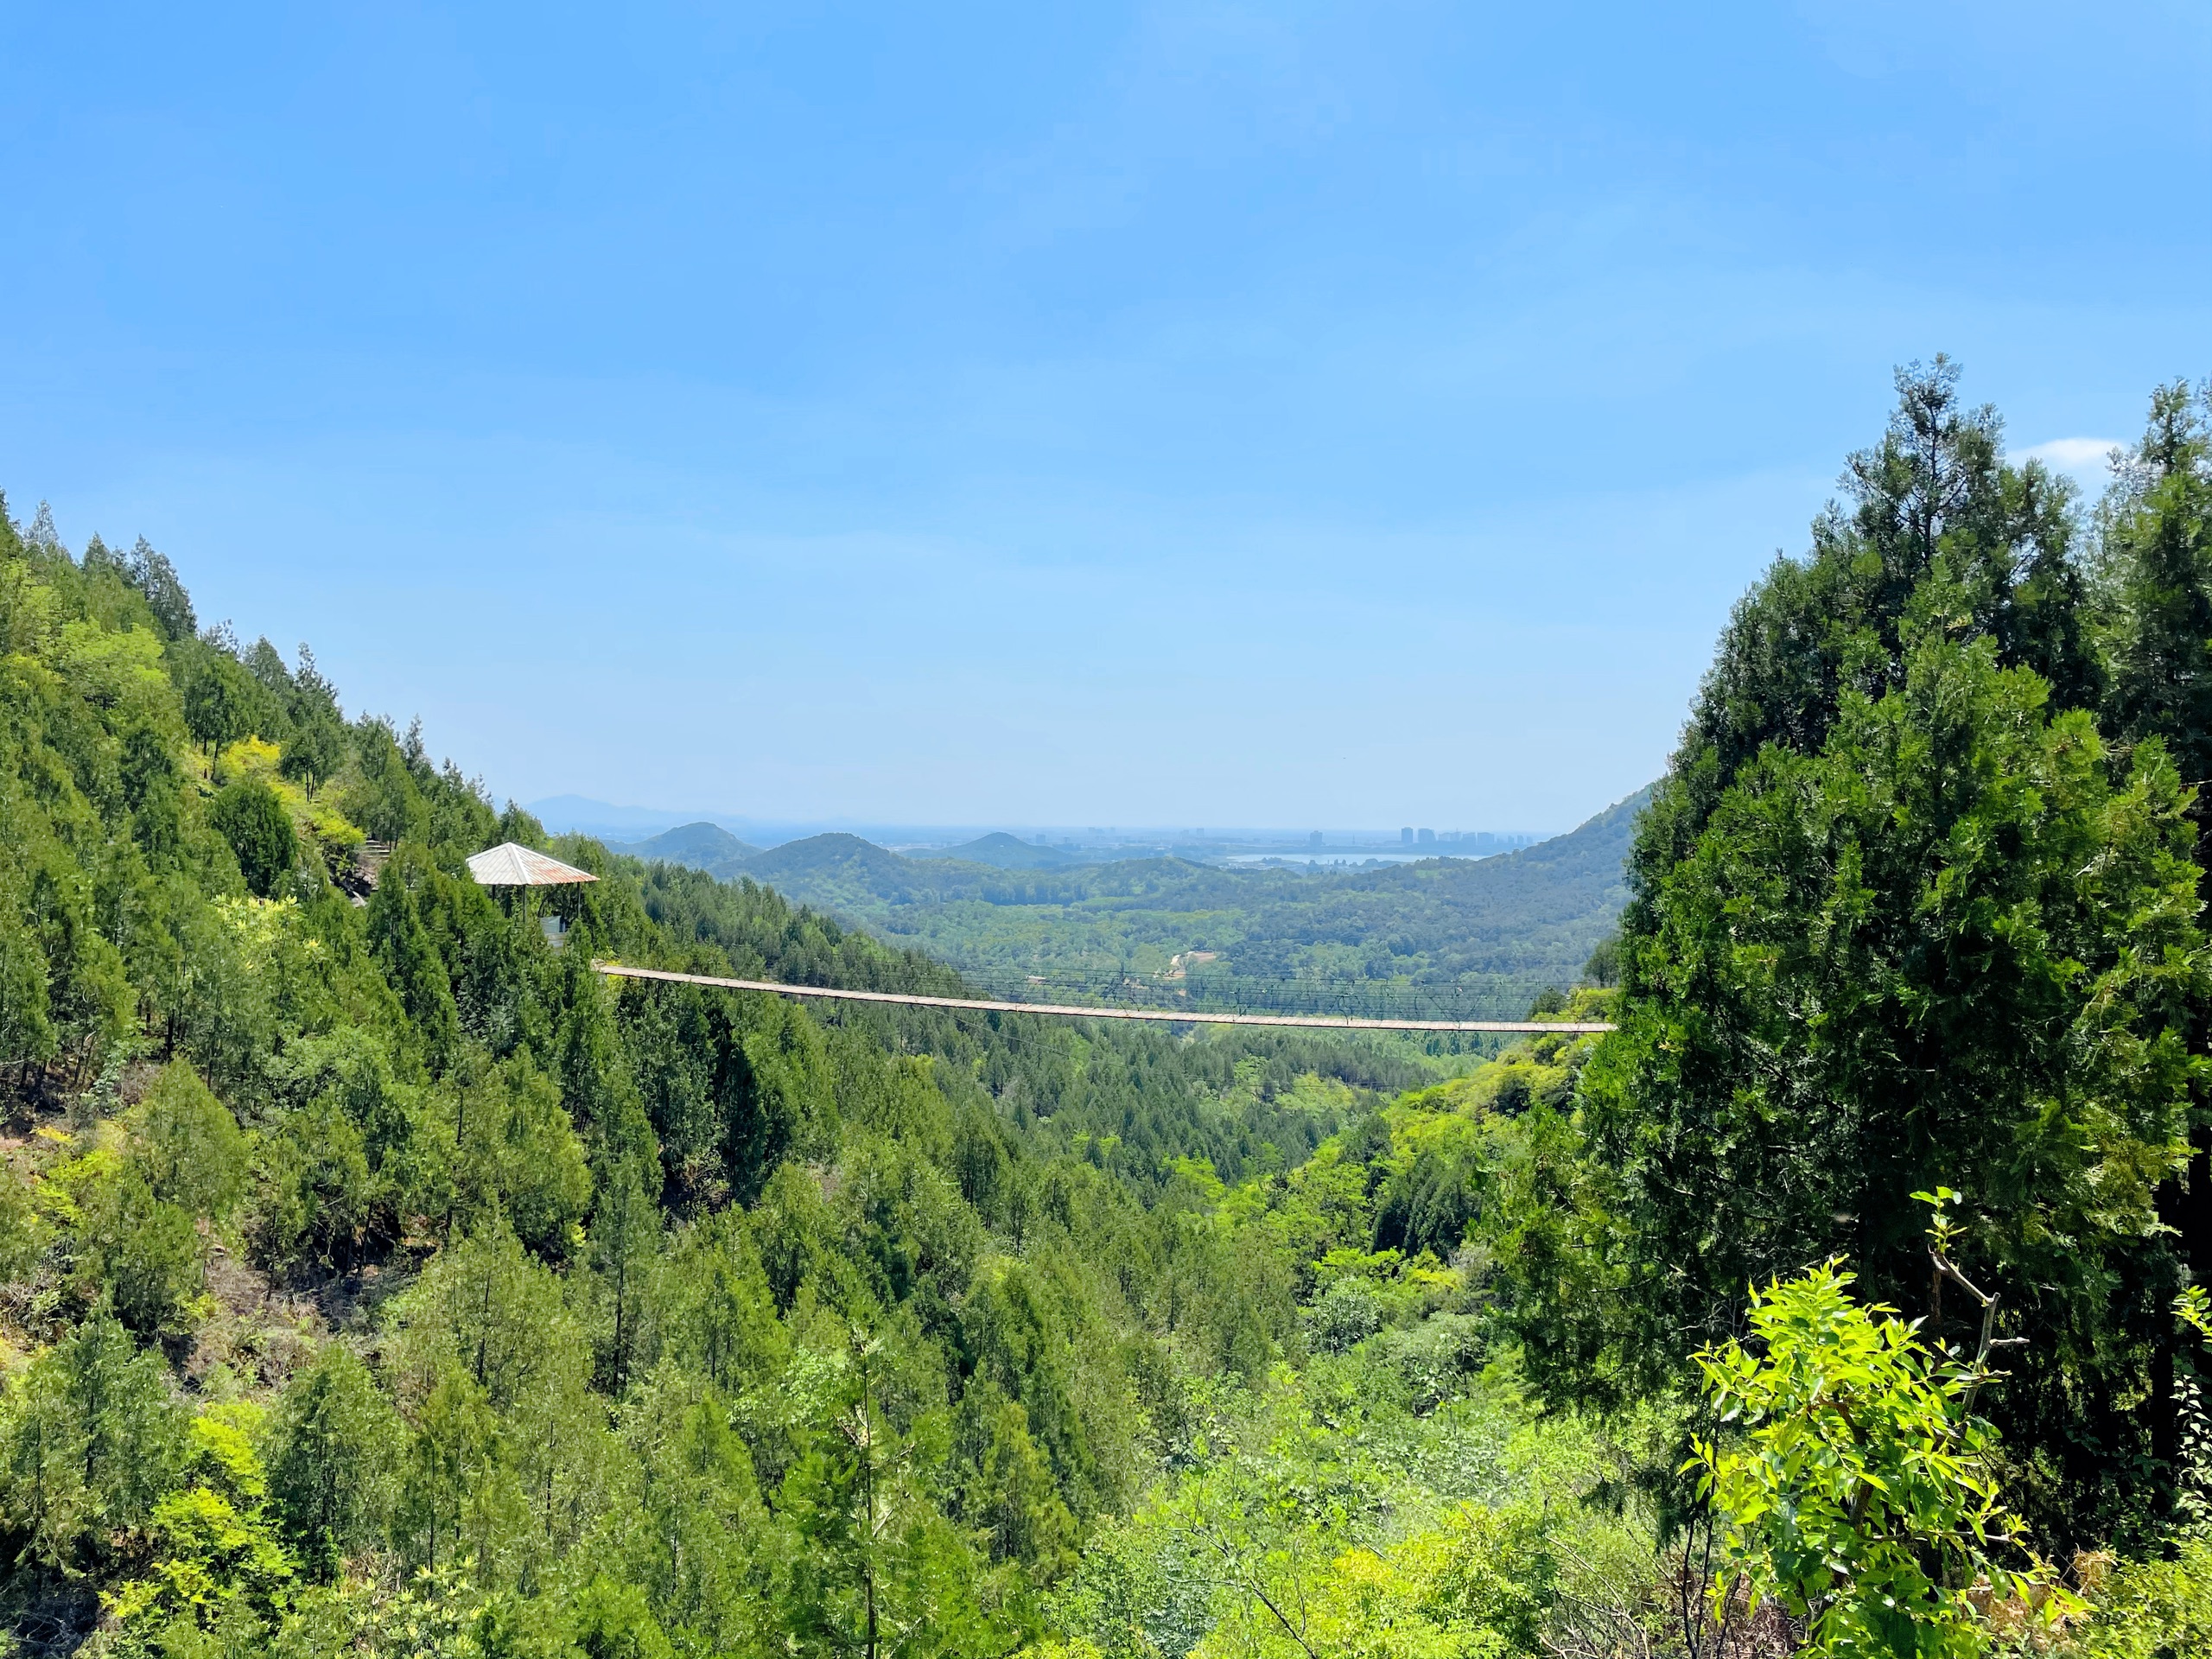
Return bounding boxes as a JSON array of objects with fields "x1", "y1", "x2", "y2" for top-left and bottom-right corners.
[
  {"x1": 607, "y1": 820, "x2": 760, "y2": 875},
  {"x1": 924, "y1": 831, "x2": 1086, "y2": 870},
  {"x1": 744, "y1": 831, "x2": 912, "y2": 873}
]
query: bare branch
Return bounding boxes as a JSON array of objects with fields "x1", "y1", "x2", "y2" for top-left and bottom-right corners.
[{"x1": 1930, "y1": 1247, "x2": 2006, "y2": 1409}]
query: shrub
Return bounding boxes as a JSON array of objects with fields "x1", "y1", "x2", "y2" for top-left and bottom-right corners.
[
  {"x1": 2063, "y1": 1537, "x2": 2212, "y2": 1659},
  {"x1": 1690, "y1": 1258, "x2": 2076, "y2": 1656}
]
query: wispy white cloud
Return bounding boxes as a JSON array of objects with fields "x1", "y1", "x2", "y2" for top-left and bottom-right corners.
[{"x1": 2015, "y1": 436, "x2": 2126, "y2": 472}]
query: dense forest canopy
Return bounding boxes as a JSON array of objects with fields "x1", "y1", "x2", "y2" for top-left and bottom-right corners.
[{"x1": 2, "y1": 361, "x2": 2209, "y2": 1659}]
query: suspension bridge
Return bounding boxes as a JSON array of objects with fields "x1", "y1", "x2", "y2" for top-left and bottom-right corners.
[{"x1": 591, "y1": 962, "x2": 1615, "y2": 1034}]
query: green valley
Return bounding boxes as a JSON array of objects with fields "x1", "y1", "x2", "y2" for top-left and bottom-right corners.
[
  {"x1": 3, "y1": 362, "x2": 2211, "y2": 1659},
  {"x1": 612, "y1": 793, "x2": 1643, "y2": 1020}
]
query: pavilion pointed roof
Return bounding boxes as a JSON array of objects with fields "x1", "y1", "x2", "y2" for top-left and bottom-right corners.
[{"x1": 466, "y1": 842, "x2": 600, "y2": 887}]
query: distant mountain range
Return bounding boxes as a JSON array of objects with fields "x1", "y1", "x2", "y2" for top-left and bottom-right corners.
[
  {"x1": 533, "y1": 797, "x2": 1548, "y2": 862},
  {"x1": 529, "y1": 796, "x2": 726, "y2": 839},
  {"x1": 607, "y1": 823, "x2": 1087, "y2": 880},
  {"x1": 600, "y1": 791, "x2": 1651, "y2": 1020}
]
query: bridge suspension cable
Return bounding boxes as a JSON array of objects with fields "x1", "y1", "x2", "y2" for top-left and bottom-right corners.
[{"x1": 592, "y1": 963, "x2": 1615, "y2": 1034}]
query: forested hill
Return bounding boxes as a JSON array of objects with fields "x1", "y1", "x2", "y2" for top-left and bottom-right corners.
[
  {"x1": 609, "y1": 820, "x2": 760, "y2": 876},
  {"x1": 921, "y1": 831, "x2": 1088, "y2": 869},
  {"x1": 624, "y1": 791, "x2": 1646, "y2": 1018}
]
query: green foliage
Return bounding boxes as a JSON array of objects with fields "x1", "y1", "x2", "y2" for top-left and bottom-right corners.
[
  {"x1": 0, "y1": 1309, "x2": 190, "y2": 1569},
  {"x1": 0, "y1": 891, "x2": 54, "y2": 1074},
  {"x1": 392, "y1": 1356, "x2": 516, "y2": 1578},
  {"x1": 563, "y1": 1576, "x2": 675, "y2": 1659},
  {"x1": 264, "y1": 1343, "x2": 397, "y2": 1578},
  {"x1": 277, "y1": 715, "x2": 344, "y2": 798},
  {"x1": 254, "y1": 1091, "x2": 375, "y2": 1271},
  {"x1": 105, "y1": 1404, "x2": 300, "y2": 1641},
  {"x1": 1643, "y1": 357, "x2": 2100, "y2": 877},
  {"x1": 124, "y1": 536, "x2": 198, "y2": 643},
  {"x1": 387, "y1": 1221, "x2": 584, "y2": 1418},
  {"x1": 365, "y1": 851, "x2": 463, "y2": 1071},
  {"x1": 1191, "y1": 1502, "x2": 1554, "y2": 1659},
  {"x1": 0, "y1": 1154, "x2": 39, "y2": 1281},
  {"x1": 2063, "y1": 1537, "x2": 2212, "y2": 1659},
  {"x1": 961, "y1": 1387, "x2": 1077, "y2": 1579},
  {"x1": 438, "y1": 1052, "x2": 593, "y2": 1256},
  {"x1": 775, "y1": 1327, "x2": 1012, "y2": 1659},
  {"x1": 77, "y1": 1163, "x2": 210, "y2": 1338},
  {"x1": 588, "y1": 1147, "x2": 661, "y2": 1394},
  {"x1": 1690, "y1": 1259, "x2": 2074, "y2": 1656},
  {"x1": 598, "y1": 1367, "x2": 767, "y2": 1655},
  {"x1": 134, "y1": 1060, "x2": 250, "y2": 1222},
  {"x1": 652, "y1": 1210, "x2": 788, "y2": 1390},
  {"x1": 182, "y1": 648, "x2": 261, "y2": 756},
  {"x1": 1050, "y1": 1339, "x2": 1563, "y2": 1659},
  {"x1": 2094, "y1": 379, "x2": 2212, "y2": 1375},
  {"x1": 211, "y1": 777, "x2": 298, "y2": 896},
  {"x1": 274, "y1": 653, "x2": 346, "y2": 798},
  {"x1": 722, "y1": 998, "x2": 838, "y2": 1202},
  {"x1": 2099, "y1": 381, "x2": 2212, "y2": 794},
  {"x1": 1541, "y1": 546, "x2": 2207, "y2": 1541}
]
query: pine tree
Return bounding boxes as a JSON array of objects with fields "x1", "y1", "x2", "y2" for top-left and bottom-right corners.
[
  {"x1": 264, "y1": 1343, "x2": 397, "y2": 1578},
  {"x1": 591, "y1": 1148, "x2": 662, "y2": 1395}
]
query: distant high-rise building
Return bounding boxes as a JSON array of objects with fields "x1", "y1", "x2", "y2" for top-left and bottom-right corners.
[
  {"x1": 1401, "y1": 827, "x2": 1414, "y2": 845},
  {"x1": 1309, "y1": 830, "x2": 1324, "y2": 848},
  {"x1": 1417, "y1": 828, "x2": 1435, "y2": 844}
]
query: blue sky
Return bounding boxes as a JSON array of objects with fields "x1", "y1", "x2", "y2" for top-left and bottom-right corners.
[{"x1": 3, "y1": 3, "x2": 2204, "y2": 833}]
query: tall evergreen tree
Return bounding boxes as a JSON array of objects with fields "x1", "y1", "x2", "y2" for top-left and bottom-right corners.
[
  {"x1": 264, "y1": 1343, "x2": 398, "y2": 1578},
  {"x1": 366, "y1": 851, "x2": 462, "y2": 1072},
  {"x1": 124, "y1": 536, "x2": 198, "y2": 643},
  {"x1": 590, "y1": 1147, "x2": 662, "y2": 1395},
  {"x1": 2097, "y1": 380, "x2": 2212, "y2": 1372},
  {"x1": 1573, "y1": 626, "x2": 2202, "y2": 1542},
  {"x1": 1522, "y1": 364, "x2": 2211, "y2": 1548},
  {"x1": 1638, "y1": 357, "x2": 2104, "y2": 886}
]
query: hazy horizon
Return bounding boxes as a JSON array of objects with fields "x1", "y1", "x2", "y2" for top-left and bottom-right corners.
[{"x1": 527, "y1": 791, "x2": 1570, "y2": 850}]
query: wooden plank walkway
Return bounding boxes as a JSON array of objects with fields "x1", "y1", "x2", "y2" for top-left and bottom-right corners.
[{"x1": 592, "y1": 962, "x2": 1615, "y2": 1033}]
